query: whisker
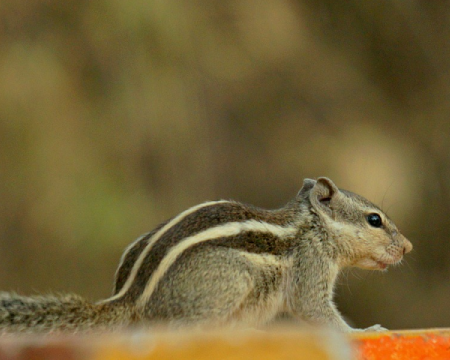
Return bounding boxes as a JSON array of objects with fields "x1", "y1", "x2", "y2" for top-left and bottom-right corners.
[
  {"x1": 381, "y1": 179, "x2": 396, "y2": 212},
  {"x1": 406, "y1": 253, "x2": 417, "y2": 262},
  {"x1": 351, "y1": 269, "x2": 363, "y2": 281},
  {"x1": 403, "y1": 259, "x2": 415, "y2": 273},
  {"x1": 347, "y1": 272, "x2": 353, "y2": 295}
]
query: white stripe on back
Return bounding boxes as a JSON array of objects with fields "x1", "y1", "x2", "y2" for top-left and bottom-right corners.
[
  {"x1": 113, "y1": 233, "x2": 148, "y2": 293},
  {"x1": 136, "y1": 220, "x2": 297, "y2": 308},
  {"x1": 106, "y1": 200, "x2": 230, "y2": 302}
]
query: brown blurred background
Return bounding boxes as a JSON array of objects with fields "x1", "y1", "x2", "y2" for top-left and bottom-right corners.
[{"x1": 0, "y1": 0, "x2": 449, "y2": 331}]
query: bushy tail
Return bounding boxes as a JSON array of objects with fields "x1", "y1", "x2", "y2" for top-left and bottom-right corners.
[{"x1": 0, "y1": 293, "x2": 131, "y2": 333}]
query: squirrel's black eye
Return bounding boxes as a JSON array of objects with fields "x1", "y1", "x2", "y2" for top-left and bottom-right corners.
[{"x1": 367, "y1": 213, "x2": 382, "y2": 228}]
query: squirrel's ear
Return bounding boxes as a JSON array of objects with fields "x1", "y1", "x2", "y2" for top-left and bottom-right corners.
[
  {"x1": 310, "y1": 177, "x2": 341, "y2": 218},
  {"x1": 296, "y1": 178, "x2": 316, "y2": 199}
]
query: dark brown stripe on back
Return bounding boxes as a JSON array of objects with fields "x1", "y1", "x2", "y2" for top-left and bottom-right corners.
[
  {"x1": 207, "y1": 231, "x2": 295, "y2": 255},
  {"x1": 113, "y1": 221, "x2": 169, "y2": 294},
  {"x1": 146, "y1": 232, "x2": 294, "y2": 314},
  {"x1": 116, "y1": 201, "x2": 295, "y2": 302}
]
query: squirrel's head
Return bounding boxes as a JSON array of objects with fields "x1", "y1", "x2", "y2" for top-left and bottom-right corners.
[{"x1": 298, "y1": 177, "x2": 413, "y2": 271}]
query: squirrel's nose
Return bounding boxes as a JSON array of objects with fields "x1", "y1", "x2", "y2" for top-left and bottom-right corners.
[
  {"x1": 396, "y1": 232, "x2": 413, "y2": 255},
  {"x1": 403, "y1": 238, "x2": 413, "y2": 254}
]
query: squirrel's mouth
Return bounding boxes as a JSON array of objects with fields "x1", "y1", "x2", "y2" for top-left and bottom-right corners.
[
  {"x1": 373, "y1": 256, "x2": 402, "y2": 270},
  {"x1": 356, "y1": 256, "x2": 402, "y2": 270},
  {"x1": 375, "y1": 261, "x2": 388, "y2": 270}
]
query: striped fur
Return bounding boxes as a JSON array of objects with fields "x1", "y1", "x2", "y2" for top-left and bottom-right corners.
[
  {"x1": 107, "y1": 200, "x2": 298, "y2": 303},
  {"x1": 136, "y1": 220, "x2": 297, "y2": 308},
  {"x1": 0, "y1": 177, "x2": 413, "y2": 333},
  {"x1": 108, "y1": 200, "x2": 230, "y2": 302}
]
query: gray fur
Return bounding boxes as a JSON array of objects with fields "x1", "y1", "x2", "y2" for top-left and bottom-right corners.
[
  {"x1": 0, "y1": 293, "x2": 132, "y2": 333},
  {"x1": 0, "y1": 177, "x2": 413, "y2": 333}
]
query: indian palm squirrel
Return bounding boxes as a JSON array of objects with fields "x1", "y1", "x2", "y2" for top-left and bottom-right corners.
[{"x1": 0, "y1": 177, "x2": 412, "y2": 333}]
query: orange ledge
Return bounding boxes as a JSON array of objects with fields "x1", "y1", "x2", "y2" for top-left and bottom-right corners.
[
  {"x1": 0, "y1": 328, "x2": 449, "y2": 359},
  {"x1": 353, "y1": 328, "x2": 450, "y2": 360}
]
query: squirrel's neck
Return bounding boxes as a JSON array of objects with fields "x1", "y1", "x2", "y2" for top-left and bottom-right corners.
[
  {"x1": 287, "y1": 202, "x2": 341, "y2": 297},
  {"x1": 283, "y1": 200, "x2": 344, "y2": 267}
]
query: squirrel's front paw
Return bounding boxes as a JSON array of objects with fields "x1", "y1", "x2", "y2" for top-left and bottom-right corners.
[{"x1": 363, "y1": 324, "x2": 387, "y2": 332}]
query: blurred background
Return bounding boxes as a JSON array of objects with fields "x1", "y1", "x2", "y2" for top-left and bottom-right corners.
[{"x1": 0, "y1": 0, "x2": 449, "y2": 331}]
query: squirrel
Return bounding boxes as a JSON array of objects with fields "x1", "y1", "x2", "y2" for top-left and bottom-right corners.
[{"x1": 0, "y1": 177, "x2": 412, "y2": 333}]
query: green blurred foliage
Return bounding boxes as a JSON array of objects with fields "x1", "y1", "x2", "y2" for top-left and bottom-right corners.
[{"x1": 0, "y1": 0, "x2": 449, "y2": 330}]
